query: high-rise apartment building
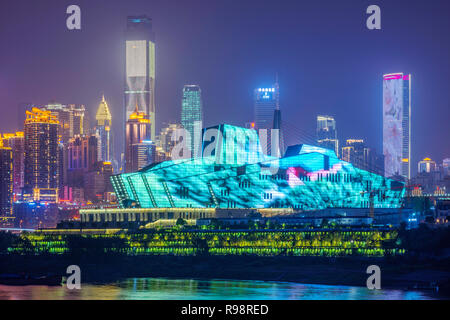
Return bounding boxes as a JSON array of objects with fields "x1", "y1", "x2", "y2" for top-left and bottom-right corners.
[
  {"x1": 23, "y1": 108, "x2": 59, "y2": 202},
  {"x1": 1, "y1": 132, "x2": 25, "y2": 195},
  {"x1": 0, "y1": 139, "x2": 13, "y2": 216},
  {"x1": 383, "y1": 73, "x2": 411, "y2": 180},
  {"x1": 317, "y1": 115, "x2": 339, "y2": 157},
  {"x1": 42, "y1": 103, "x2": 87, "y2": 144},
  {"x1": 181, "y1": 85, "x2": 203, "y2": 157},
  {"x1": 125, "y1": 15, "x2": 156, "y2": 141},
  {"x1": 43, "y1": 103, "x2": 73, "y2": 143}
]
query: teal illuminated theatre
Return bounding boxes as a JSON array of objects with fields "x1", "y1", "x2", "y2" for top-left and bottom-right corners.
[{"x1": 110, "y1": 124, "x2": 404, "y2": 212}]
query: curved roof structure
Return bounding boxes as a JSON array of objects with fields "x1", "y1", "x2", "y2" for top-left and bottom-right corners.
[{"x1": 111, "y1": 124, "x2": 405, "y2": 211}]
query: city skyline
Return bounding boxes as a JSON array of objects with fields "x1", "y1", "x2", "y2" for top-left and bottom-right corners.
[
  {"x1": 0, "y1": 2, "x2": 450, "y2": 303},
  {"x1": 0, "y1": 1, "x2": 449, "y2": 168}
]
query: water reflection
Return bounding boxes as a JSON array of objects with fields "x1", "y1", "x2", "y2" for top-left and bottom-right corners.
[{"x1": 0, "y1": 278, "x2": 437, "y2": 300}]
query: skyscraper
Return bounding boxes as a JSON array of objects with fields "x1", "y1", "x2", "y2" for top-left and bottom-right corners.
[
  {"x1": 23, "y1": 108, "x2": 59, "y2": 202},
  {"x1": 272, "y1": 77, "x2": 284, "y2": 157},
  {"x1": 316, "y1": 115, "x2": 339, "y2": 157},
  {"x1": 70, "y1": 104, "x2": 88, "y2": 136},
  {"x1": 43, "y1": 103, "x2": 73, "y2": 144},
  {"x1": 341, "y1": 139, "x2": 366, "y2": 163},
  {"x1": 66, "y1": 134, "x2": 99, "y2": 188},
  {"x1": 181, "y1": 85, "x2": 203, "y2": 157},
  {"x1": 125, "y1": 104, "x2": 151, "y2": 172},
  {"x1": 383, "y1": 73, "x2": 411, "y2": 179},
  {"x1": 1, "y1": 132, "x2": 25, "y2": 195},
  {"x1": 95, "y1": 95, "x2": 112, "y2": 162},
  {"x1": 418, "y1": 158, "x2": 436, "y2": 173},
  {"x1": 125, "y1": 15, "x2": 156, "y2": 142},
  {"x1": 254, "y1": 78, "x2": 283, "y2": 157},
  {"x1": 0, "y1": 139, "x2": 13, "y2": 216},
  {"x1": 340, "y1": 139, "x2": 381, "y2": 173},
  {"x1": 130, "y1": 140, "x2": 156, "y2": 172},
  {"x1": 17, "y1": 103, "x2": 35, "y2": 131},
  {"x1": 254, "y1": 87, "x2": 278, "y2": 132}
]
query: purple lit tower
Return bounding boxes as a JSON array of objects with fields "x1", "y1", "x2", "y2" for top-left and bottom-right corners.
[{"x1": 382, "y1": 73, "x2": 411, "y2": 180}]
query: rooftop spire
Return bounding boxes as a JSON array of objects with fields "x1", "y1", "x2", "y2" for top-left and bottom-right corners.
[
  {"x1": 96, "y1": 94, "x2": 112, "y2": 124},
  {"x1": 135, "y1": 100, "x2": 139, "y2": 113},
  {"x1": 275, "y1": 72, "x2": 280, "y2": 110}
]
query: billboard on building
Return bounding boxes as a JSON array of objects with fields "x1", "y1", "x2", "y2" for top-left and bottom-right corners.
[{"x1": 383, "y1": 73, "x2": 404, "y2": 178}]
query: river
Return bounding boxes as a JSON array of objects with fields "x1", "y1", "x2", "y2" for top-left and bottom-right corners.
[{"x1": 0, "y1": 278, "x2": 441, "y2": 300}]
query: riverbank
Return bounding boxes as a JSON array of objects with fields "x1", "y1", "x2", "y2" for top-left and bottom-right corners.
[{"x1": 1, "y1": 254, "x2": 449, "y2": 297}]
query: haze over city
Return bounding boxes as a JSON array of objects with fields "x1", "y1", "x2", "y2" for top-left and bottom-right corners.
[{"x1": 0, "y1": 0, "x2": 449, "y2": 167}]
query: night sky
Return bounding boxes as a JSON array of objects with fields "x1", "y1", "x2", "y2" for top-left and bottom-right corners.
[{"x1": 0, "y1": 0, "x2": 449, "y2": 170}]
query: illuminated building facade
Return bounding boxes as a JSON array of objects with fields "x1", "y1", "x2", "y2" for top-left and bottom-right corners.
[
  {"x1": 181, "y1": 85, "x2": 203, "y2": 157},
  {"x1": 317, "y1": 115, "x2": 339, "y2": 157},
  {"x1": 130, "y1": 141, "x2": 156, "y2": 172},
  {"x1": 23, "y1": 108, "x2": 59, "y2": 202},
  {"x1": 70, "y1": 104, "x2": 88, "y2": 136},
  {"x1": 0, "y1": 140, "x2": 13, "y2": 215},
  {"x1": 125, "y1": 105, "x2": 151, "y2": 173},
  {"x1": 43, "y1": 103, "x2": 73, "y2": 143},
  {"x1": 418, "y1": 158, "x2": 436, "y2": 173},
  {"x1": 95, "y1": 95, "x2": 112, "y2": 162},
  {"x1": 1, "y1": 132, "x2": 25, "y2": 195},
  {"x1": 254, "y1": 79, "x2": 283, "y2": 157},
  {"x1": 254, "y1": 87, "x2": 277, "y2": 131},
  {"x1": 383, "y1": 73, "x2": 411, "y2": 180},
  {"x1": 125, "y1": 15, "x2": 156, "y2": 141},
  {"x1": 110, "y1": 124, "x2": 404, "y2": 211},
  {"x1": 58, "y1": 142, "x2": 66, "y2": 199}
]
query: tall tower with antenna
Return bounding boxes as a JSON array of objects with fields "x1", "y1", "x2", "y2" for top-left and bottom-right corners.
[{"x1": 272, "y1": 73, "x2": 284, "y2": 157}]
